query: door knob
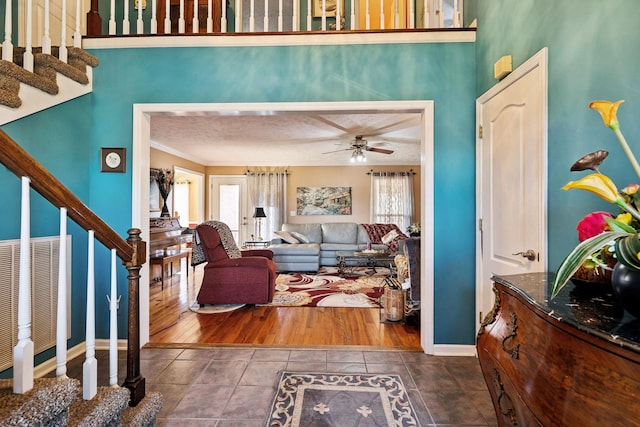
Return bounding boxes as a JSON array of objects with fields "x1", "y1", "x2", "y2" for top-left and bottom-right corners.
[{"x1": 512, "y1": 249, "x2": 537, "y2": 261}]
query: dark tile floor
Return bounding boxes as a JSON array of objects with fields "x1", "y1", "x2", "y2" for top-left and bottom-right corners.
[{"x1": 68, "y1": 346, "x2": 497, "y2": 426}]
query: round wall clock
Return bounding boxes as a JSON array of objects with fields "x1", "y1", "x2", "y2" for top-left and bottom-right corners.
[{"x1": 101, "y1": 147, "x2": 126, "y2": 172}]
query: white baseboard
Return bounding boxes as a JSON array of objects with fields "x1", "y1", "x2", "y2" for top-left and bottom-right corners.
[
  {"x1": 432, "y1": 344, "x2": 477, "y2": 357},
  {"x1": 34, "y1": 339, "x2": 128, "y2": 378}
]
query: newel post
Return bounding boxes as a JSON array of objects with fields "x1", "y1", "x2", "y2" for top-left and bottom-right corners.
[
  {"x1": 86, "y1": 0, "x2": 102, "y2": 36},
  {"x1": 122, "y1": 228, "x2": 146, "y2": 406}
]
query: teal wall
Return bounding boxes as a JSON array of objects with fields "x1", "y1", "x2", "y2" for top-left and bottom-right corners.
[
  {"x1": 89, "y1": 41, "x2": 477, "y2": 345},
  {"x1": 471, "y1": 0, "x2": 640, "y2": 271}
]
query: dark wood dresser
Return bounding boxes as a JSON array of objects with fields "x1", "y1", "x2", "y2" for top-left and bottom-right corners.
[{"x1": 477, "y1": 273, "x2": 640, "y2": 426}]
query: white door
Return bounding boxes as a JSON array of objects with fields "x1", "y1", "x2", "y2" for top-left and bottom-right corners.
[
  {"x1": 476, "y1": 48, "x2": 548, "y2": 330},
  {"x1": 209, "y1": 175, "x2": 249, "y2": 246}
]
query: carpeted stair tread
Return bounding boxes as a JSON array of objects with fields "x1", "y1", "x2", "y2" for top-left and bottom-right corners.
[
  {"x1": 0, "y1": 376, "x2": 81, "y2": 426},
  {"x1": 67, "y1": 385, "x2": 130, "y2": 427},
  {"x1": 120, "y1": 391, "x2": 164, "y2": 427}
]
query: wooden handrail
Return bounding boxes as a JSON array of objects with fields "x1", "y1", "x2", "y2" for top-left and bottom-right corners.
[{"x1": 0, "y1": 129, "x2": 133, "y2": 261}]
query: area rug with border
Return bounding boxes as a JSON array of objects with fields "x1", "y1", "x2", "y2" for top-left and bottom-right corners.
[
  {"x1": 266, "y1": 266, "x2": 390, "y2": 308},
  {"x1": 266, "y1": 371, "x2": 420, "y2": 426}
]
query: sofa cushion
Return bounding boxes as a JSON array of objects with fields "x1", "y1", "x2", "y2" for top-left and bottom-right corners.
[
  {"x1": 321, "y1": 223, "x2": 358, "y2": 244},
  {"x1": 269, "y1": 243, "x2": 320, "y2": 256},
  {"x1": 274, "y1": 230, "x2": 299, "y2": 244},
  {"x1": 289, "y1": 231, "x2": 310, "y2": 243},
  {"x1": 283, "y1": 223, "x2": 322, "y2": 243}
]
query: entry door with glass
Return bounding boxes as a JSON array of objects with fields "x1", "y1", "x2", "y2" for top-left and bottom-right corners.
[{"x1": 209, "y1": 175, "x2": 249, "y2": 245}]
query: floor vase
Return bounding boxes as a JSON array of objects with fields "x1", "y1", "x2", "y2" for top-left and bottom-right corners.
[{"x1": 611, "y1": 263, "x2": 640, "y2": 318}]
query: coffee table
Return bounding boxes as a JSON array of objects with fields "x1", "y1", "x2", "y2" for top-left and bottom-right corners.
[{"x1": 336, "y1": 250, "x2": 395, "y2": 276}]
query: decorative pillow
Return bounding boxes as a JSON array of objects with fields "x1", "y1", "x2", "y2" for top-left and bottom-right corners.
[
  {"x1": 289, "y1": 231, "x2": 309, "y2": 243},
  {"x1": 381, "y1": 229, "x2": 399, "y2": 245},
  {"x1": 274, "y1": 230, "x2": 300, "y2": 244}
]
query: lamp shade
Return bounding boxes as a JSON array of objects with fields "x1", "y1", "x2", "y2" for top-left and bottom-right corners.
[{"x1": 253, "y1": 207, "x2": 267, "y2": 218}]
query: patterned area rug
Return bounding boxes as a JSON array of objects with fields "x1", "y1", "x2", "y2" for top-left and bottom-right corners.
[
  {"x1": 268, "y1": 267, "x2": 389, "y2": 308},
  {"x1": 267, "y1": 372, "x2": 420, "y2": 426}
]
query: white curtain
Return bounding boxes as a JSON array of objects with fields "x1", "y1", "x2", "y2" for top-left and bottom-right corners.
[
  {"x1": 247, "y1": 170, "x2": 288, "y2": 241},
  {"x1": 369, "y1": 171, "x2": 414, "y2": 231}
]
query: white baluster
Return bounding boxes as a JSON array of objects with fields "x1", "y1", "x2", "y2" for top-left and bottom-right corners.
[
  {"x1": 56, "y1": 208, "x2": 68, "y2": 378},
  {"x1": 263, "y1": 0, "x2": 268, "y2": 31},
  {"x1": 335, "y1": 0, "x2": 340, "y2": 30},
  {"x1": 150, "y1": 0, "x2": 157, "y2": 33},
  {"x1": 108, "y1": 249, "x2": 119, "y2": 387},
  {"x1": 192, "y1": 0, "x2": 200, "y2": 33},
  {"x1": 249, "y1": 0, "x2": 255, "y2": 32},
  {"x1": 109, "y1": 0, "x2": 116, "y2": 34},
  {"x1": 321, "y1": 0, "x2": 326, "y2": 30},
  {"x1": 73, "y1": 0, "x2": 81, "y2": 47},
  {"x1": 42, "y1": 0, "x2": 51, "y2": 54},
  {"x1": 164, "y1": 0, "x2": 171, "y2": 33},
  {"x1": 365, "y1": 0, "x2": 370, "y2": 29},
  {"x1": 306, "y1": 0, "x2": 311, "y2": 30},
  {"x1": 437, "y1": 0, "x2": 443, "y2": 28},
  {"x1": 14, "y1": 177, "x2": 34, "y2": 394},
  {"x1": 59, "y1": 0, "x2": 67, "y2": 62},
  {"x1": 83, "y1": 230, "x2": 97, "y2": 400},
  {"x1": 2, "y1": 0, "x2": 12, "y2": 61},
  {"x1": 179, "y1": 0, "x2": 185, "y2": 33},
  {"x1": 123, "y1": 0, "x2": 131, "y2": 35},
  {"x1": 292, "y1": 0, "x2": 297, "y2": 31},
  {"x1": 137, "y1": 0, "x2": 144, "y2": 33},
  {"x1": 235, "y1": 0, "x2": 242, "y2": 32},
  {"x1": 408, "y1": 0, "x2": 414, "y2": 29},
  {"x1": 208, "y1": 0, "x2": 215, "y2": 32},
  {"x1": 378, "y1": 0, "x2": 384, "y2": 29},
  {"x1": 394, "y1": 0, "x2": 399, "y2": 29},
  {"x1": 350, "y1": 0, "x2": 355, "y2": 29},
  {"x1": 23, "y1": 0, "x2": 33, "y2": 71},
  {"x1": 422, "y1": 0, "x2": 428, "y2": 28},
  {"x1": 277, "y1": 0, "x2": 282, "y2": 31},
  {"x1": 453, "y1": 0, "x2": 460, "y2": 27}
]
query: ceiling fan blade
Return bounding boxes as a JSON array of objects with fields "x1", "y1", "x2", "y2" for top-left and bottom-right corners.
[
  {"x1": 365, "y1": 147, "x2": 394, "y2": 155},
  {"x1": 322, "y1": 148, "x2": 354, "y2": 154}
]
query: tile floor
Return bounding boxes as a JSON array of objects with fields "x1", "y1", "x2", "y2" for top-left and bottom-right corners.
[{"x1": 68, "y1": 346, "x2": 498, "y2": 426}]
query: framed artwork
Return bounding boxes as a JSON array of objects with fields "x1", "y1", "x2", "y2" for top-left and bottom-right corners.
[
  {"x1": 297, "y1": 187, "x2": 352, "y2": 215},
  {"x1": 149, "y1": 171, "x2": 161, "y2": 212},
  {"x1": 312, "y1": 0, "x2": 343, "y2": 17}
]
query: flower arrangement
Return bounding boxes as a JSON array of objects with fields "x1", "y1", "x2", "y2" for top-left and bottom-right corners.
[
  {"x1": 407, "y1": 222, "x2": 421, "y2": 236},
  {"x1": 551, "y1": 100, "x2": 640, "y2": 298}
]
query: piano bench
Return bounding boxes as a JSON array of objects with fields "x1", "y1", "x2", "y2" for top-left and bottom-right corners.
[{"x1": 150, "y1": 250, "x2": 190, "y2": 289}]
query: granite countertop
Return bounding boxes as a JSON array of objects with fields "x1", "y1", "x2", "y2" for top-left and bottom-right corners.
[{"x1": 492, "y1": 273, "x2": 640, "y2": 353}]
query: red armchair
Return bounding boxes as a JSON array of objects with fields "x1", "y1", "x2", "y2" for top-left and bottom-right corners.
[{"x1": 192, "y1": 221, "x2": 277, "y2": 305}]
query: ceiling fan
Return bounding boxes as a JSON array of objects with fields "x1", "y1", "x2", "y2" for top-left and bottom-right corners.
[{"x1": 322, "y1": 135, "x2": 394, "y2": 162}]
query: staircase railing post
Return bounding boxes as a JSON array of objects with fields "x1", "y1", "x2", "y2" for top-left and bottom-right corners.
[
  {"x1": 87, "y1": 0, "x2": 102, "y2": 36},
  {"x1": 122, "y1": 227, "x2": 146, "y2": 406}
]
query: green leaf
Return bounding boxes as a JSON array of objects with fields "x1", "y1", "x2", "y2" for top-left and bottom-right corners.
[
  {"x1": 550, "y1": 231, "x2": 630, "y2": 299},
  {"x1": 605, "y1": 216, "x2": 636, "y2": 233},
  {"x1": 615, "y1": 234, "x2": 640, "y2": 270}
]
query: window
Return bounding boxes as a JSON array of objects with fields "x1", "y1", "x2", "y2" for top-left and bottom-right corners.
[{"x1": 369, "y1": 172, "x2": 414, "y2": 231}]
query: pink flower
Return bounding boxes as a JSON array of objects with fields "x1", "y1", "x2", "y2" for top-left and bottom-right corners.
[{"x1": 576, "y1": 211, "x2": 613, "y2": 242}]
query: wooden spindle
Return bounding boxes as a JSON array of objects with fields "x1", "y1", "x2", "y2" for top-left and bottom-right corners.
[
  {"x1": 24, "y1": 0, "x2": 33, "y2": 71},
  {"x1": 83, "y1": 230, "x2": 97, "y2": 400},
  {"x1": 264, "y1": 0, "x2": 269, "y2": 31},
  {"x1": 14, "y1": 177, "x2": 34, "y2": 394},
  {"x1": 321, "y1": 0, "x2": 326, "y2": 30},
  {"x1": 422, "y1": 0, "x2": 428, "y2": 28},
  {"x1": 137, "y1": 0, "x2": 144, "y2": 33},
  {"x1": 350, "y1": 0, "x2": 355, "y2": 29},
  {"x1": 164, "y1": 0, "x2": 171, "y2": 33},
  {"x1": 335, "y1": 0, "x2": 341, "y2": 30},
  {"x1": 73, "y1": 0, "x2": 81, "y2": 47},
  {"x1": 409, "y1": 0, "x2": 414, "y2": 29},
  {"x1": 123, "y1": 0, "x2": 131, "y2": 35},
  {"x1": 365, "y1": 0, "x2": 370, "y2": 29},
  {"x1": 208, "y1": 0, "x2": 214, "y2": 32},
  {"x1": 235, "y1": 0, "x2": 242, "y2": 32},
  {"x1": 109, "y1": 0, "x2": 117, "y2": 34},
  {"x1": 60, "y1": 0, "x2": 68, "y2": 62},
  {"x1": 453, "y1": 0, "x2": 460, "y2": 27},
  {"x1": 277, "y1": 0, "x2": 283, "y2": 31},
  {"x1": 250, "y1": 0, "x2": 255, "y2": 32},
  {"x1": 56, "y1": 208, "x2": 68, "y2": 378},
  {"x1": 306, "y1": 0, "x2": 311, "y2": 30},
  {"x1": 2, "y1": 0, "x2": 13, "y2": 61},
  {"x1": 378, "y1": 0, "x2": 384, "y2": 29},
  {"x1": 42, "y1": 0, "x2": 51, "y2": 54},
  {"x1": 179, "y1": 0, "x2": 185, "y2": 33},
  {"x1": 192, "y1": 0, "x2": 200, "y2": 33},
  {"x1": 437, "y1": 0, "x2": 443, "y2": 28},
  {"x1": 292, "y1": 0, "x2": 297, "y2": 31},
  {"x1": 150, "y1": 0, "x2": 158, "y2": 33}
]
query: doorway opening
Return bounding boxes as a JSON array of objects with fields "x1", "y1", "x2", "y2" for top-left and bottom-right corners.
[{"x1": 133, "y1": 100, "x2": 434, "y2": 353}]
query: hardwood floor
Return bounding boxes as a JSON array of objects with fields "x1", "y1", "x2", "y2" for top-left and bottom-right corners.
[{"x1": 148, "y1": 264, "x2": 421, "y2": 349}]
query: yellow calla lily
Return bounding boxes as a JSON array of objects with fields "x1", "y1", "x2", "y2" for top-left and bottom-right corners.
[
  {"x1": 589, "y1": 100, "x2": 624, "y2": 130},
  {"x1": 562, "y1": 173, "x2": 619, "y2": 203},
  {"x1": 616, "y1": 212, "x2": 633, "y2": 225}
]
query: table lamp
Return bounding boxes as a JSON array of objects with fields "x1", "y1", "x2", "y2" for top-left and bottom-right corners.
[{"x1": 253, "y1": 207, "x2": 267, "y2": 240}]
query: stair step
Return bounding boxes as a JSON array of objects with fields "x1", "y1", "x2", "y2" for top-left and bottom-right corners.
[
  {"x1": 120, "y1": 392, "x2": 164, "y2": 427},
  {"x1": 67, "y1": 386, "x2": 129, "y2": 427},
  {"x1": 0, "y1": 377, "x2": 80, "y2": 426}
]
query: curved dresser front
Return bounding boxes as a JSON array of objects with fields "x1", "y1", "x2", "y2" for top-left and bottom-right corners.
[{"x1": 477, "y1": 273, "x2": 640, "y2": 427}]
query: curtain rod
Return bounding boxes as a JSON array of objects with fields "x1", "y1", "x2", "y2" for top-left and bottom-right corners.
[
  {"x1": 367, "y1": 169, "x2": 415, "y2": 176},
  {"x1": 245, "y1": 169, "x2": 289, "y2": 175}
]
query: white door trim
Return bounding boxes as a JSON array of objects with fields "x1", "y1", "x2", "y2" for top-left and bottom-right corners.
[
  {"x1": 475, "y1": 47, "x2": 549, "y2": 334},
  {"x1": 132, "y1": 100, "x2": 435, "y2": 353}
]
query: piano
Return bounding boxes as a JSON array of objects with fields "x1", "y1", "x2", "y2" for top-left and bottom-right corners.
[{"x1": 149, "y1": 217, "x2": 193, "y2": 287}]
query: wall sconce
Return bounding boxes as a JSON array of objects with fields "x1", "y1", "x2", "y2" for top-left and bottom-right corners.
[{"x1": 253, "y1": 207, "x2": 267, "y2": 240}]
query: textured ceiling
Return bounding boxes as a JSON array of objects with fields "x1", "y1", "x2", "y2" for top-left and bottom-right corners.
[{"x1": 149, "y1": 111, "x2": 422, "y2": 166}]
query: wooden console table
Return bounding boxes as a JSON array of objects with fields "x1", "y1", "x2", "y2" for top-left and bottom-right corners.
[
  {"x1": 150, "y1": 250, "x2": 190, "y2": 289},
  {"x1": 477, "y1": 273, "x2": 640, "y2": 426}
]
